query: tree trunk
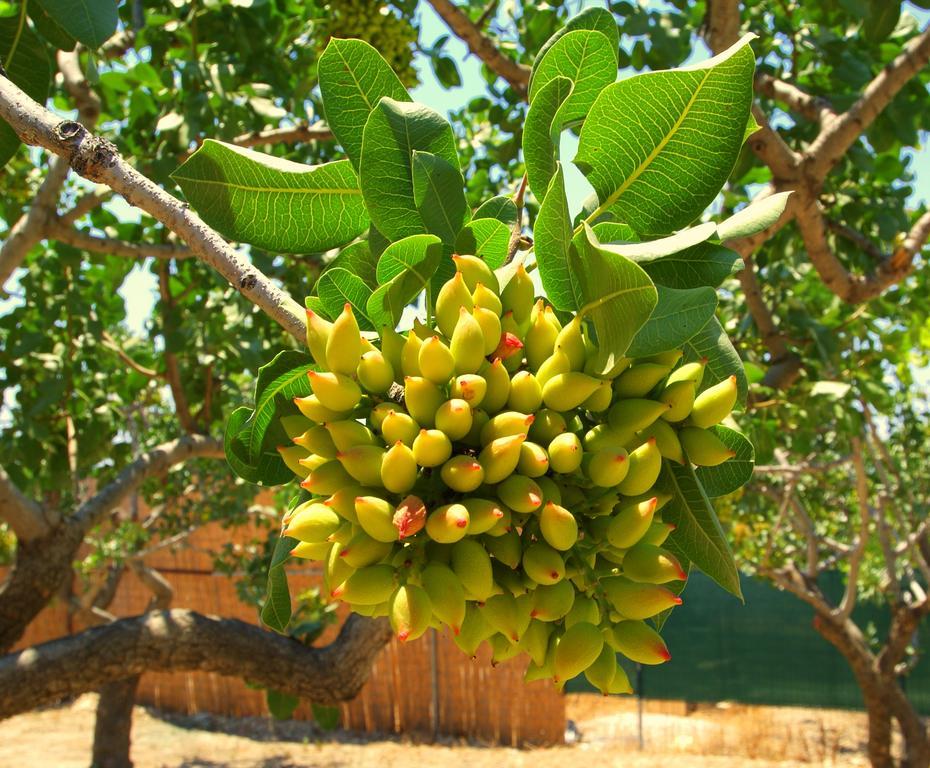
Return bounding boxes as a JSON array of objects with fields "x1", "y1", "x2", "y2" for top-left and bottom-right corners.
[
  {"x1": 813, "y1": 613, "x2": 895, "y2": 767},
  {"x1": 91, "y1": 677, "x2": 141, "y2": 768},
  {"x1": 0, "y1": 523, "x2": 84, "y2": 653},
  {"x1": 889, "y1": 684, "x2": 930, "y2": 768}
]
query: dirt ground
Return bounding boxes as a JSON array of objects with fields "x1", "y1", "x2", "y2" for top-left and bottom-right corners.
[{"x1": 0, "y1": 693, "x2": 877, "y2": 768}]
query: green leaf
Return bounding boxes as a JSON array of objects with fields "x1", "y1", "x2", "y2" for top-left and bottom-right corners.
[
  {"x1": 811, "y1": 380, "x2": 852, "y2": 399},
  {"x1": 224, "y1": 351, "x2": 315, "y2": 486},
  {"x1": 524, "y1": 75, "x2": 573, "y2": 201},
  {"x1": 532, "y1": 7, "x2": 619, "y2": 90},
  {"x1": 311, "y1": 703, "x2": 341, "y2": 731},
  {"x1": 682, "y1": 317, "x2": 749, "y2": 405},
  {"x1": 633, "y1": 242, "x2": 743, "y2": 289},
  {"x1": 627, "y1": 286, "x2": 718, "y2": 358},
  {"x1": 305, "y1": 295, "x2": 330, "y2": 319},
  {"x1": 598, "y1": 222, "x2": 717, "y2": 260},
  {"x1": 318, "y1": 38, "x2": 410, "y2": 170},
  {"x1": 412, "y1": 150, "x2": 469, "y2": 247},
  {"x1": 359, "y1": 98, "x2": 459, "y2": 242},
  {"x1": 455, "y1": 218, "x2": 511, "y2": 269},
  {"x1": 575, "y1": 35, "x2": 756, "y2": 236},
  {"x1": 321, "y1": 240, "x2": 378, "y2": 289},
  {"x1": 695, "y1": 426, "x2": 755, "y2": 498},
  {"x1": 865, "y1": 0, "x2": 901, "y2": 43},
  {"x1": 368, "y1": 235, "x2": 443, "y2": 329},
  {"x1": 0, "y1": 14, "x2": 51, "y2": 167},
  {"x1": 29, "y1": 2, "x2": 76, "y2": 51},
  {"x1": 266, "y1": 688, "x2": 300, "y2": 720},
  {"x1": 34, "y1": 0, "x2": 117, "y2": 48},
  {"x1": 261, "y1": 534, "x2": 297, "y2": 632},
  {"x1": 660, "y1": 462, "x2": 743, "y2": 600},
  {"x1": 717, "y1": 191, "x2": 792, "y2": 241},
  {"x1": 172, "y1": 140, "x2": 369, "y2": 254},
  {"x1": 573, "y1": 224, "x2": 658, "y2": 374},
  {"x1": 534, "y1": 164, "x2": 578, "y2": 311},
  {"x1": 316, "y1": 267, "x2": 374, "y2": 330},
  {"x1": 474, "y1": 196, "x2": 518, "y2": 226},
  {"x1": 590, "y1": 222, "x2": 639, "y2": 244},
  {"x1": 652, "y1": 555, "x2": 690, "y2": 632},
  {"x1": 528, "y1": 29, "x2": 617, "y2": 125}
]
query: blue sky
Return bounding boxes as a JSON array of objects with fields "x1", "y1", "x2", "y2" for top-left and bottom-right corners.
[{"x1": 5, "y1": 0, "x2": 930, "y2": 336}]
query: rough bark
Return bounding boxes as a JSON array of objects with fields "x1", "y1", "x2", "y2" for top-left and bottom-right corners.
[
  {"x1": 92, "y1": 677, "x2": 141, "y2": 768},
  {"x1": 0, "y1": 523, "x2": 85, "y2": 654},
  {"x1": 426, "y1": 0, "x2": 530, "y2": 93},
  {"x1": 0, "y1": 436, "x2": 223, "y2": 652},
  {"x1": 0, "y1": 77, "x2": 306, "y2": 342},
  {"x1": 813, "y1": 612, "x2": 895, "y2": 768},
  {"x1": 0, "y1": 609, "x2": 392, "y2": 719}
]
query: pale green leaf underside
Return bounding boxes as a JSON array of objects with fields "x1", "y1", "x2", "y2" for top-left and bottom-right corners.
[
  {"x1": 634, "y1": 242, "x2": 743, "y2": 289},
  {"x1": 601, "y1": 221, "x2": 717, "y2": 260},
  {"x1": 318, "y1": 38, "x2": 411, "y2": 170},
  {"x1": 172, "y1": 140, "x2": 368, "y2": 253},
  {"x1": 695, "y1": 426, "x2": 755, "y2": 497},
  {"x1": 576, "y1": 35, "x2": 756, "y2": 235},
  {"x1": 627, "y1": 286, "x2": 718, "y2": 358},
  {"x1": 529, "y1": 29, "x2": 617, "y2": 126},
  {"x1": 574, "y1": 225, "x2": 658, "y2": 374},
  {"x1": 359, "y1": 98, "x2": 459, "y2": 242},
  {"x1": 661, "y1": 462, "x2": 743, "y2": 600},
  {"x1": 716, "y1": 191, "x2": 792, "y2": 241},
  {"x1": 34, "y1": 0, "x2": 117, "y2": 48}
]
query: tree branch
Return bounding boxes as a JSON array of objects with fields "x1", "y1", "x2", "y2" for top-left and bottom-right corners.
[
  {"x1": 836, "y1": 436, "x2": 871, "y2": 619},
  {"x1": 796, "y1": 195, "x2": 930, "y2": 303},
  {"x1": 46, "y1": 219, "x2": 193, "y2": 261},
  {"x1": 805, "y1": 24, "x2": 930, "y2": 180},
  {"x1": 0, "y1": 76, "x2": 306, "y2": 341},
  {"x1": 59, "y1": 190, "x2": 112, "y2": 226},
  {"x1": 0, "y1": 465, "x2": 58, "y2": 541},
  {"x1": 0, "y1": 609, "x2": 392, "y2": 719},
  {"x1": 229, "y1": 122, "x2": 334, "y2": 149},
  {"x1": 100, "y1": 332, "x2": 161, "y2": 379},
  {"x1": 426, "y1": 0, "x2": 530, "y2": 93},
  {"x1": 754, "y1": 73, "x2": 837, "y2": 125},
  {"x1": 74, "y1": 434, "x2": 224, "y2": 534},
  {"x1": 702, "y1": 0, "x2": 741, "y2": 52},
  {"x1": 0, "y1": 158, "x2": 70, "y2": 291},
  {"x1": 746, "y1": 104, "x2": 801, "y2": 180}
]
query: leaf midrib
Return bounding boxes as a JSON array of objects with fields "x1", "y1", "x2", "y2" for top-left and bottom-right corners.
[
  {"x1": 172, "y1": 175, "x2": 362, "y2": 196},
  {"x1": 576, "y1": 68, "x2": 714, "y2": 234},
  {"x1": 579, "y1": 283, "x2": 653, "y2": 316},
  {"x1": 666, "y1": 463, "x2": 739, "y2": 592}
]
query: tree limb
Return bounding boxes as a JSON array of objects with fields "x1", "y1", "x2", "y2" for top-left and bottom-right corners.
[
  {"x1": 158, "y1": 265, "x2": 198, "y2": 434},
  {"x1": 426, "y1": 0, "x2": 530, "y2": 93},
  {"x1": 746, "y1": 104, "x2": 801, "y2": 180},
  {"x1": 702, "y1": 0, "x2": 741, "y2": 52},
  {"x1": 0, "y1": 76, "x2": 306, "y2": 341},
  {"x1": 796, "y1": 195, "x2": 930, "y2": 303},
  {"x1": 100, "y1": 332, "x2": 161, "y2": 379},
  {"x1": 73, "y1": 435, "x2": 224, "y2": 534},
  {"x1": 805, "y1": 24, "x2": 930, "y2": 180},
  {"x1": 0, "y1": 465, "x2": 58, "y2": 541},
  {"x1": 0, "y1": 609, "x2": 392, "y2": 719},
  {"x1": 754, "y1": 73, "x2": 837, "y2": 125},
  {"x1": 836, "y1": 436, "x2": 871, "y2": 619},
  {"x1": 46, "y1": 218, "x2": 194, "y2": 261},
  {"x1": 229, "y1": 122, "x2": 334, "y2": 149},
  {"x1": 0, "y1": 158, "x2": 70, "y2": 291},
  {"x1": 59, "y1": 189, "x2": 112, "y2": 226}
]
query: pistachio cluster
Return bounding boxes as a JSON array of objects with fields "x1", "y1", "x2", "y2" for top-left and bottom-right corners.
[
  {"x1": 277, "y1": 254, "x2": 738, "y2": 691},
  {"x1": 319, "y1": 1, "x2": 418, "y2": 87}
]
